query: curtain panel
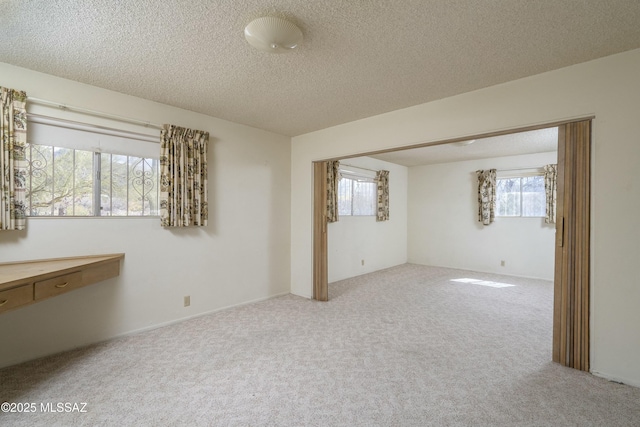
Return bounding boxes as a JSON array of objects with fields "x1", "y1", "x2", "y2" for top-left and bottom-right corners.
[
  {"x1": 0, "y1": 87, "x2": 28, "y2": 231},
  {"x1": 376, "y1": 170, "x2": 390, "y2": 222},
  {"x1": 326, "y1": 160, "x2": 339, "y2": 223},
  {"x1": 476, "y1": 169, "x2": 496, "y2": 225},
  {"x1": 160, "y1": 124, "x2": 209, "y2": 227},
  {"x1": 544, "y1": 164, "x2": 557, "y2": 224}
]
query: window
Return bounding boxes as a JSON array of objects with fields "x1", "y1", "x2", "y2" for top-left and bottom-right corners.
[
  {"x1": 25, "y1": 117, "x2": 159, "y2": 217},
  {"x1": 337, "y1": 169, "x2": 376, "y2": 216},
  {"x1": 496, "y1": 175, "x2": 545, "y2": 217},
  {"x1": 98, "y1": 153, "x2": 159, "y2": 216}
]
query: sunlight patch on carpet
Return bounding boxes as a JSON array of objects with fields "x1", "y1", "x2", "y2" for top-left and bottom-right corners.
[{"x1": 451, "y1": 278, "x2": 516, "y2": 288}]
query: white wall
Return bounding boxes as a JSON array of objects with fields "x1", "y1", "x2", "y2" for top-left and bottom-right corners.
[
  {"x1": 408, "y1": 152, "x2": 557, "y2": 280},
  {"x1": 291, "y1": 49, "x2": 640, "y2": 387},
  {"x1": 0, "y1": 63, "x2": 291, "y2": 368},
  {"x1": 328, "y1": 157, "x2": 407, "y2": 283}
]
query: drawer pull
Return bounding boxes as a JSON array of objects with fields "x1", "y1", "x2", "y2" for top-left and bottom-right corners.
[
  {"x1": 55, "y1": 282, "x2": 69, "y2": 289},
  {"x1": 0, "y1": 299, "x2": 7, "y2": 307}
]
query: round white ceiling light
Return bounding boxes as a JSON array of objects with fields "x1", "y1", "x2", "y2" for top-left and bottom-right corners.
[
  {"x1": 454, "y1": 139, "x2": 476, "y2": 147},
  {"x1": 244, "y1": 16, "x2": 303, "y2": 53}
]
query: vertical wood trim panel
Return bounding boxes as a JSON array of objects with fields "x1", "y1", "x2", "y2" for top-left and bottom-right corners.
[
  {"x1": 553, "y1": 126, "x2": 566, "y2": 364},
  {"x1": 564, "y1": 125, "x2": 573, "y2": 367},
  {"x1": 552, "y1": 120, "x2": 590, "y2": 371},
  {"x1": 580, "y1": 122, "x2": 591, "y2": 370},
  {"x1": 576, "y1": 124, "x2": 584, "y2": 369},
  {"x1": 313, "y1": 162, "x2": 329, "y2": 301}
]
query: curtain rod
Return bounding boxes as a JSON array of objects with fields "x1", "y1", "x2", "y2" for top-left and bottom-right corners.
[
  {"x1": 27, "y1": 96, "x2": 163, "y2": 130},
  {"x1": 497, "y1": 166, "x2": 546, "y2": 172},
  {"x1": 339, "y1": 163, "x2": 379, "y2": 173}
]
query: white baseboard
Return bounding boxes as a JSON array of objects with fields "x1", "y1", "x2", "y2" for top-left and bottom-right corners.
[
  {"x1": 591, "y1": 370, "x2": 640, "y2": 389},
  {"x1": 118, "y1": 291, "x2": 292, "y2": 338}
]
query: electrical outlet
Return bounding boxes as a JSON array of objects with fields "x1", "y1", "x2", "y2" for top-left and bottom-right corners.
[
  {"x1": 361, "y1": 259, "x2": 365, "y2": 266},
  {"x1": 500, "y1": 260, "x2": 506, "y2": 267},
  {"x1": 184, "y1": 296, "x2": 190, "y2": 307}
]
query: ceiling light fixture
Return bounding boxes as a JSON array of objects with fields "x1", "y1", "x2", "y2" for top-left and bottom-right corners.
[
  {"x1": 244, "y1": 16, "x2": 303, "y2": 53},
  {"x1": 454, "y1": 139, "x2": 475, "y2": 147}
]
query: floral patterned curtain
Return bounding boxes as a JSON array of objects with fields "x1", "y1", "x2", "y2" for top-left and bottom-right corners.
[
  {"x1": 544, "y1": 164, "x2": 557, "y2": 224},
  {"x1": 0, "y1": 87, "x2": 28, "y2": 231},
  {"x1": 376, "y1": 170, "x2": 390, "y2": 222},
  {"x1": 326, "y1": 160, "x2": 340, "y2": 223},
  {"x1": 160, "y1": 124, "x2": 209, "y2": 227},
  {"x1": 476, "y1": 169, "x2": 496, "y2": 226}
]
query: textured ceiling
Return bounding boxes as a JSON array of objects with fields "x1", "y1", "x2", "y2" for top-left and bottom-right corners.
[
  {"x1": 1, "y1": 1, "x2": 640, "y2": 136},
  {"x1": 369, "y1": 127, "x2": 558, "y2": 167}
]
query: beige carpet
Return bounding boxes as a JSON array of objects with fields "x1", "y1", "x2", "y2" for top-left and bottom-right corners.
[{"x1": 1, "y1": 264, "x2": 639, "y2": 426}]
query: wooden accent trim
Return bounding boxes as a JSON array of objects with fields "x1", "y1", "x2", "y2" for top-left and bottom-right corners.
[
  {"x1": 552, "y1": 127, "x2": 566, "y2": 364},
  {"x1": 313, "y1": 162, "x2": 329, "y2": 301},
  {"x1": 552, "y1": 121, "x2": 590, "y2": 371}
]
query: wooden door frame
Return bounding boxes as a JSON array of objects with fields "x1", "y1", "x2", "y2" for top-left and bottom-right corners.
[
  {"x1": 312, "y1": 117, "x2": 592, "y2": 370},
  {"x1": 313, "y1": 162, "x2": 328, "y2": 301}
]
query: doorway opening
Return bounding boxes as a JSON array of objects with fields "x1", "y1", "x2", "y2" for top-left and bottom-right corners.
[{"x1": 313, "y1": 119, "x2": 591, "y2": 371}]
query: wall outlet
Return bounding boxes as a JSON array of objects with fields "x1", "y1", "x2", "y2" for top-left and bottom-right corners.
[
  {"x1": 500, "y1": 260, "x2": 506, "y2": 267},
  {"x1": 184, "y1": 296, "x2": 190, "y2": 307},
  {"x1": 361, "y1": 259, "x2": 365, "y2": 266}
]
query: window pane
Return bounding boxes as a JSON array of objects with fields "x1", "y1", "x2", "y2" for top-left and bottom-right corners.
[
  {"x1": 352, "y1": 181, "x2": 376, "y2": 216},
  {"x1": 128, "y1": 156, "x2": 143, "y2": 216},
  {"x1": 52, "y1": 147, "x2": 75, "y2": 216},
  {"x1": 145, "y1": 158, "x2": 160, "y2": 216},
  {"x1": 73, "y1": 150, "x2": 94, "y2": 216},
  {"x1": 338, "y1": 178, "x2": 353, "y2": 216},
  {"x1": 496, "y1": 178, "x2": 521, "y2": 216},
  {"x1": 100, "y1": 153, "x2": 112, "y2": 216},
  {"x1": 26, "y1": 144, "x2": 53, "y2": 216},
  {"x1": 111, "y1": 154, "x2": 128, "y2": 216},
  {"x1": 128, "y1": 156, "x2": 158, "y2": 216},
  {"x1": 522, "y1": 176, "x2": 545, "y2": 217},
  {"x1": 152, "y1": 159, "x2": 160, "y2": 215}
]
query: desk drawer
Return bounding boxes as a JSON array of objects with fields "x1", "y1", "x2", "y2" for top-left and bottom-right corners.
[
  {"x1": 34, "y1": 271, "x2": 83, "y2": 301},
  {"x1": 0, "y1": 284, "x2": 33, "y2": 313}
]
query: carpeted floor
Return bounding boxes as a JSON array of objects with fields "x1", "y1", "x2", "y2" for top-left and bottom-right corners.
[{"x1": 1, "y1": 264, "x2": 639, "y2": 426}]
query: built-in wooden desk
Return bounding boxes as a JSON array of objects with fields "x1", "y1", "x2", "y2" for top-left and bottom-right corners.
[{"x1": 0, "y1": 254, "x2": 124, "y2": 314}]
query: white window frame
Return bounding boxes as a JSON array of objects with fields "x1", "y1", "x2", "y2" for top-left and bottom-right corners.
[
  {"x1": 495, "y1": 169, "x2": 546, "y2": 218},
  {"x1": 337, "y1": 167, "x2": 377, "y2": 217}
]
